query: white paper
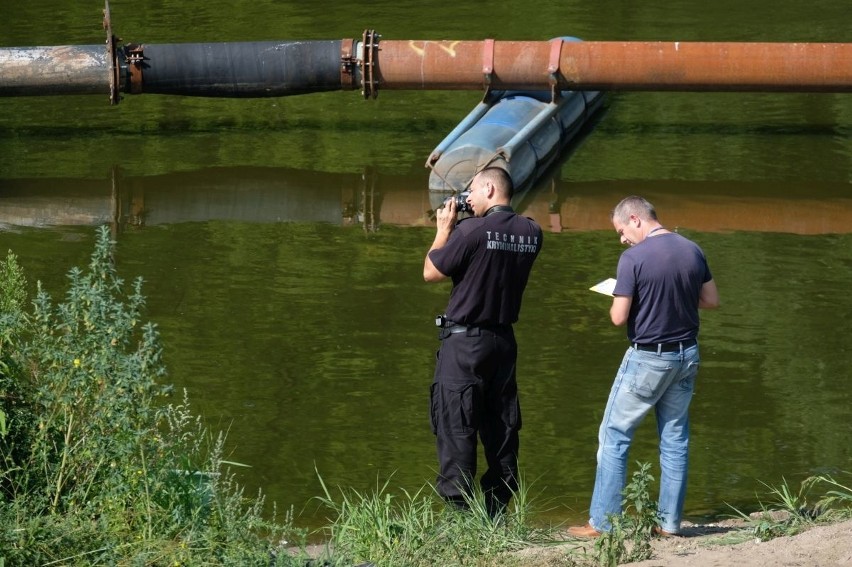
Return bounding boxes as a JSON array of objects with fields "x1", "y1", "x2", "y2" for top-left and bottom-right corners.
[{"x1": 589, "y1": 277, "x2": 617, "y2": 296}]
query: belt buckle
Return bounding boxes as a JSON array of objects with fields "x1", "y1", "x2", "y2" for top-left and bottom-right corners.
[{"x1": 435, "y1": 314, "x2": 447, "y2": 328}]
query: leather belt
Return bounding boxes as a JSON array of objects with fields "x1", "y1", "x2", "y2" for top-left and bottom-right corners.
[
  {"x1": 437, "y1": 319, "x2": 511, "y2": 338},
  {"x1": 633, "y1": 339, "x2": 697, "y2": 353},
  {"x1": 445, "y1": 324, "x2": 469, "y2": 334},
  {"x1": 445, "y1": 323, "x2": 510, "y2": 333}
]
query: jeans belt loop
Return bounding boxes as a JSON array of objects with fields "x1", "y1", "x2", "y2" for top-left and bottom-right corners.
[{"x1": 633, "y1": 339, "x2": 696, "y2": 353}]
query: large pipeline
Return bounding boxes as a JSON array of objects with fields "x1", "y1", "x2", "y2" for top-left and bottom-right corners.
[
  {"x1": 3, "y1": 39, "x2": 851, "y2": 102},
  {"x1": 0, "y1": 3, "x2": 850, "y2": 103}
]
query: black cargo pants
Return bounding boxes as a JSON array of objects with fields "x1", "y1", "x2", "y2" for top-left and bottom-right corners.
[{"x1": 430, "y1": 324, "x2": 521, "y2": 516}]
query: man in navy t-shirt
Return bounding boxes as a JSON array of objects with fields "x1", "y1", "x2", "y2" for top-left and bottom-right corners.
[
  {"x1": 424, "y1": 167, "x2": 542, "y2": 517},
  {"x1": 569, "y1": 195, "x2": 719, "y2": 538}
]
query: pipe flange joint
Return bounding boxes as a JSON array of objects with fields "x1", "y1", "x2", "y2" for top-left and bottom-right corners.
[{"x1": 361, "y1": 29, "x2": 380, "y2": 99}]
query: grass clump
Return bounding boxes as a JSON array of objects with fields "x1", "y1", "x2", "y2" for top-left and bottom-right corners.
[
  {"x1": 810, "y1": 471, "x2": 852, "y2": 518},
  {"x1": 315, "y1": 471, "x2": 560, "y2": 567},
  {"x1": 729, "y1": 471, "x2": 852, "y2": 542},
  {"x1": 728, "y1": 476, "x2": 819, "y2": 541},
  {"x1": 0, "y1": 227, "x2": 306, "y2": 565}
]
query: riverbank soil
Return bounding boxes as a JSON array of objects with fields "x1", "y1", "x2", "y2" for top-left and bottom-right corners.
[{"x1": 514, "y1": 517, "x2": 852, "y2": 566}]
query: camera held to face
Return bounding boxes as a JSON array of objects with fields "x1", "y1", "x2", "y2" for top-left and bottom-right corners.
[{"x1": 443, "y1": 190, "x2": 472, "y2": 214}]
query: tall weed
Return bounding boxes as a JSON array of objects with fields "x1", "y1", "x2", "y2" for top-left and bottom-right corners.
[
  {"x1": 0, "y1": 226, "x2": 303, "y2": 565},
  {"x1": 594, "y1": 462, "x2": 659, "y2": 566}
]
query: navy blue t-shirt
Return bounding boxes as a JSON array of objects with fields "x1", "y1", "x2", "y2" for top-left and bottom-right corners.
[
  {"x1": 612, "y1": 232, "x2": 712, "y2": 344},
  {"x1": 429, "y1": 210, "x2": 542, "y2": 326}
]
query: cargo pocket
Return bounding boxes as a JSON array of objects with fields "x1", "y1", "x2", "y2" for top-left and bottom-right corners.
[
  {"x1": 433, "y1": 379, "x2": 477, "y2": 435},
  {"x1": 429, "y1": 382, "x2": 439, "y2": 435},
  {"x1": 500, "y1": 379, "x2": 522, "y2": 431}
]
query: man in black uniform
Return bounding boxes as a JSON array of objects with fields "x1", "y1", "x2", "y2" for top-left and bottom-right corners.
[{"x1": 424, "y1": 167, "x2": 543, "y2": 517}]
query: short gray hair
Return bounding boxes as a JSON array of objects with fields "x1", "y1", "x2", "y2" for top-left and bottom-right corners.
[{"x1": 611, "y1": 196, "x2": 657, "y2": 224}]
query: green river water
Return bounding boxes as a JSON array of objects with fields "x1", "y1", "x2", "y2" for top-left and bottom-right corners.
[{"x1": 1, "y1": 0, "x2": 851, "y2": 531}]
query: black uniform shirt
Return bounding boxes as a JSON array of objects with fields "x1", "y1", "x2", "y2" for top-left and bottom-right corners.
[{"x1": 429, "y1": 209, "x2": 542, "y2": 326}]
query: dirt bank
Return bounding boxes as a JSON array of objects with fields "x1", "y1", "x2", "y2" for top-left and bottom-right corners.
[{"x1": 514, "y1": 517, "x2": 852, "y2": 566}]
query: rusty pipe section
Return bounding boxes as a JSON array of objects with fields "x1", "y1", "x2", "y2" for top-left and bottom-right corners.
[
  {"x1": 2, "y1": 36, "x2": 852, "y2": 101},
  {"x1": 375, "y1": 40, "x2": 852, "y2": 93},
  {"x1": 0, "y1": 45, "x2": 112, "y2": 96}
]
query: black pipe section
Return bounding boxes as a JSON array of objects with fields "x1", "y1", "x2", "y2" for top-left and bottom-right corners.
[{"x1": 131, "y1": 41, "x2": 345, "y2": 97}]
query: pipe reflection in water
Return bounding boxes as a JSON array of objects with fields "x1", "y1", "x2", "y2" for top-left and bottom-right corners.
[{"x1": 1, "y1": 166, "x2": 851, "y2": 235}]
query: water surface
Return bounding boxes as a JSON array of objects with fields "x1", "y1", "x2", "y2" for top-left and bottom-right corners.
[{"x1": 1, "y1": 0, "x2": 851, "y2": 532}]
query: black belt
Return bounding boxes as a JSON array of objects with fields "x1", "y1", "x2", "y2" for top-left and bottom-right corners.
[
  {"x1": 632, "y1": 339, "x2": 697, "y2": 353},
  {"x1": 444, "y1": 323, "x2": 510, "y2": 334},
  {"x1": 435, "y1": 315, "x2": 510, "y2": 337}
]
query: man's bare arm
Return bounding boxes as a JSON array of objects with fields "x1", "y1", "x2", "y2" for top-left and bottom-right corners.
[
  {"x1": 610, "y1": 295, "x2": 632, "y2": 326},
  {"x1": 699, "y1": 279, "x2": 720, "y2": 309}
]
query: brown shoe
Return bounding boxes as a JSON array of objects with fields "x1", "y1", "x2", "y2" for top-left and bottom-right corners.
[
  {"x1": 567, "y1": 523, "x2": 602, "y2": 538},
  {"x1": 653, "y1": 526, "x2": 678, "y2": 537}
]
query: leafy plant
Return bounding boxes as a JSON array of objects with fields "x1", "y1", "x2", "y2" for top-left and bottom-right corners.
[
  {"x1": 0, "y1": 250, "x2": 35, "y2": 507},
  {"x1": 594, "y1": 462, "x2": 660, "y2": 566}
]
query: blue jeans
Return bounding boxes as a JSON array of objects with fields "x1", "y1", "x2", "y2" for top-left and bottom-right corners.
[{"x1": 588, "y1": 343, "x2": 700, "y2": 534}]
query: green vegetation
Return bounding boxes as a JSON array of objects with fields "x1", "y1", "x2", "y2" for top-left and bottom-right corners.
[
  {"x1": 0, "y1": 227, "x2": 307, "y2": 565},
  {"x1": 593, "y1": 462, "x2": 659, "y2": 567},
  {"x1": 810, "y1": 473, "x2": 852, "y2": 514},
  {"x1": 314, "y1": 470, "x2": 558, "y2": 566},
  {"x1": 729, "y1": 472, "x2": 852, "y2": 542}
]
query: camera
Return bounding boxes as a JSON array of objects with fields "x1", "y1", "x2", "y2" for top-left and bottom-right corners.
[{"x1": 443, "y1": 190, "x2": 472, "y2": 214}]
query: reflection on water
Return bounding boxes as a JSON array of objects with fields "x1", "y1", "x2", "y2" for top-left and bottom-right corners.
[{"x1": 3, "y1": 166, "x2": 852, "y2": 235}]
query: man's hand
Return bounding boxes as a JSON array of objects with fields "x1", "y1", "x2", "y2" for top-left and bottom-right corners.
[
  {"x1": 423, "y1": 199, "x2": 457, "y2": 282},
  {"x1": 434, "y1": 197, "x2": 458, "y2": 234}
]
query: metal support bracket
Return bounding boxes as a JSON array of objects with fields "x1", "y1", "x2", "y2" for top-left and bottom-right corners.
[
  {"x1": 481, "y1": 38, "x2": 495, "y2": 102},
  {"x1": 547, "y1": 38, "x2": 564, "y2": 102}
]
